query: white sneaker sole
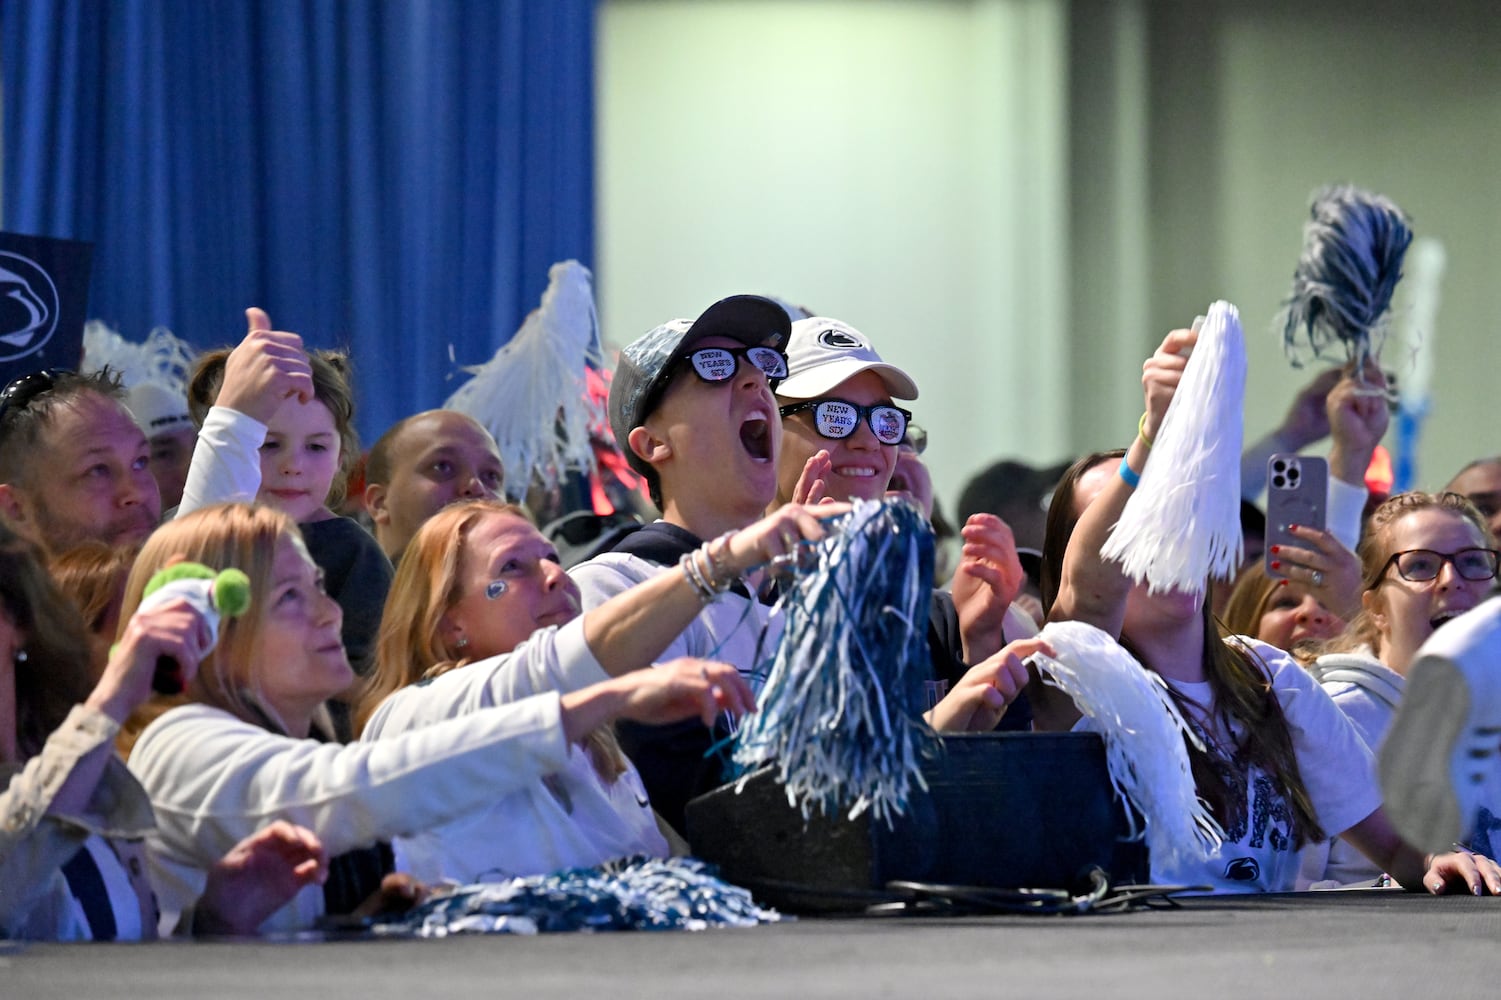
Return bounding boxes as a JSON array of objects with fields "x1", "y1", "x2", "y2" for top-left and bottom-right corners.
[{"x1": 1379, "y1": 654, "x2": 1471, "y2": 853}]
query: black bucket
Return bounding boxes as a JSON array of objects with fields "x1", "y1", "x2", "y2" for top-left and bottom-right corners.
[{"x1": 684, "y1": 731, "x2": 1148, "y2": 913}]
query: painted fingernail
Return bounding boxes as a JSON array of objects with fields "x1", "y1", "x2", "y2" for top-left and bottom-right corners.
[
  {"x1": 1270, "y1": 545, "x2": 1281, "y2": 554},
  {"x1": 1279, "y1": 580, "x2": 1290, "y2": 588},
  {"x1": 1289, "y1": 524, "x2": 1300, "y2": 531},
  {"x1": 1271, "y1": 561, "x2": 1281, "y2": 570}
]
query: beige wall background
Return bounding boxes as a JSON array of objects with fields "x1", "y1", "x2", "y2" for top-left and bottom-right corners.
[{"x1": 598, "y1": 0, "x2": 1501, "y2": 513}]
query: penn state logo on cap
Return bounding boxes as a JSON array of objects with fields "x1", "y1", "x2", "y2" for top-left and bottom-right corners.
[
  {"x1": 816, "y1": 325, "x2": 867, "y2": 351},
  {"x1": 777, "y1": 316, "x2": 919, "y2": 402},
  {"x1": 0, "y1": 251, "x2": 58, "y2": 363}
]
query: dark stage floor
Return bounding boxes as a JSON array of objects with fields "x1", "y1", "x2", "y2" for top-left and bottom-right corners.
[{"x1": 5, "y1": 891, "x2": 1499, "y2": 999}]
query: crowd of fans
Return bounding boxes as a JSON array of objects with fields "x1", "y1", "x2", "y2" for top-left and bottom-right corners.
[{"x1": 4, "y1": 291, "x2": 1500, "y2": 941}]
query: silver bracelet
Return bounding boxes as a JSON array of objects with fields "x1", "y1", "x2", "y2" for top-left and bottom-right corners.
[
  {"x1": 701, "y1": 530, "x2": 739, "y2": 590},
  {"x1": 679, "y1": 550, "x2": 717, "y2": 602}
]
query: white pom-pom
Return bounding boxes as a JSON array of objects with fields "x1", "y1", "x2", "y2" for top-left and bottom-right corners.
[
  {"x1": 1032, "y1": 620, "x2": 1223, "y2": 875},
  {"x1": 81, "y1": 321, "x2": 196, "y2": 393},
  {"x1": 444, "y1": 261, "x2": 603, "y2": 500},
  {"x1": 1101, "y1": 301, "x2": 1245, "y2": 594}
]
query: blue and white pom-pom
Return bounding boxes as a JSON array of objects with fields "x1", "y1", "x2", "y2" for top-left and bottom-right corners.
[
  {"x1": 1281, "y1": 184, "x2": 1412, "y2": 371},
  {"x1": 444, "y1": 260, "x2": 603, "y2": 500},
  {"x1": 1100, "y1": 301, "x2": 1245, "y2": 595},
  {"x1": 733, "y1": 498, "x2": 938, "y2": 825},
  {"x1": 375, "y1": 857, "x2": 780, "y2": 937},
  {"x1": 1031, "y1": 621, "x2": 1223, "y2": 874}
]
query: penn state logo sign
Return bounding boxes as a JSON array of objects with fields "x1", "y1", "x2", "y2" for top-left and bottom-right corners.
[
  {"x1": 0, "y1": 250, "x2": 59, "y2": 363},
  {"x1": 0, "y1": 232, "x2": 94, "y2": 385},
  {"x1": 817, "y1": 325, "x2": 867, "y2": 351}
]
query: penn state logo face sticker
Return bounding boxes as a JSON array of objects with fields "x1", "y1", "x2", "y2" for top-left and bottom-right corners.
[
  {"x1": 816, "y1": 325, "x2": 867, "y2": 351},
  {"x1": 0, "y1": 251, "x2": 59, "y2": 363}
]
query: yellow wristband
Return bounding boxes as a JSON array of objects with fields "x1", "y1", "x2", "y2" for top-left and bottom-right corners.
[{"x1": 1138, "y1": 412, "x2": 1154, "y2": 449}]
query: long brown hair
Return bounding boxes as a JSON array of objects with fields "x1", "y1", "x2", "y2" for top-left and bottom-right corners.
[
  {"x1": 1, "y1": 524, "x2": 96, "y2": 761},
  {"x1": 1043, "y1": 451, "x2": 1324, "y2": 845},
  {"x1": 1315, "y1": 491, "x2": 1494, "y2": 660},
  {"x1": 358, "y1": 499, "x2": 626, "y2": 781}
]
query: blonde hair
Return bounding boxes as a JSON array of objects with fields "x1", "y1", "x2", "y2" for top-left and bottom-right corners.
[
  {"x1": 118, "y1": 503, "x2": 329, "y2": 745},
  {"x1": 1221, "y1": 563, "x2": 1280, "y2": 643},
  {"x1": 358, "y1": 499, "x2": 626, "y2": 781},
  {"x1": 1316, "y1": 491, "x2": 1494, "y2": 659}
]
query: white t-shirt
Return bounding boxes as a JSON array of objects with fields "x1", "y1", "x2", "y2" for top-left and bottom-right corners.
[{"x1": 1148, "y1": 637, "x2": 1382, "y2": 892}]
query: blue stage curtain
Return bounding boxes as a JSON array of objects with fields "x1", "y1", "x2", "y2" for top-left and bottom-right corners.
[{"x1": 1, "y1": 0, "x2": 596, "y2": 444}]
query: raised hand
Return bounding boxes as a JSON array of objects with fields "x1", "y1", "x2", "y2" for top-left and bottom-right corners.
[
  {"x1": 790, "y1": 449, "x2": 832, "y2": 505},
  {"x1": 84, "y1": 596, "x2": 213, "y2": 724},
  {"x1": 1276, "y1": 367, "x2": 1343, "y2": 450},
  {"x1": 216, "y1": 308, "x2": 314, "y2": 423},
  {"x1": 1141, "y1": 326, "x2": 1197, "y2": 441},
  {"x1": 723, "y1": 500, "x2": 851, "y2": 574},
  {"x1": 614, "y1": 658, "x2": 756, "y2": 728},
  {"x1": 950, "y1": 513, "x2": 1025, "y2": 664},
  {"x1": 927, "y1": 637, "x2": 1053, "y2": 732},
  {"x1": 1267, "y1": 524, "x2": 1363, "y2": 620},
  {"x1": 1327, "y1": 360, "x2": 1391, "y2": 486}
]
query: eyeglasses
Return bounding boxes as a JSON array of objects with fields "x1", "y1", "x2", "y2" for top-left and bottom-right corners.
[
  {"x1": 0, "y1": 368, "x2": 71, "y2": 424},
  {"x1": 778, "y1": 398, "x2": 912, "y2": 445},
  {"x1": 900, "y1": 423, "x2": 928, "y2": 456},
  {"x1": 1378, "y1": 548, "x2": 1501, "y2": 584},
  {"x1": 679, "y1": 346, "x2": 788, "y2": 385}
]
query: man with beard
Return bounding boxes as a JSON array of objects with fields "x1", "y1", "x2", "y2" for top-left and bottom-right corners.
[{"x1": 0, "y1": 369, "x2": 161, "y2": 556}]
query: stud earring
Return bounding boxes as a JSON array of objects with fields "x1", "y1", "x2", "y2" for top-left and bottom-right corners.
[
  {"x1": 454, "y1": 636, "x2": 469, "y2": 650},
  {"x1": 14, "y1": 648, "x2": 26, "y2": 663}
]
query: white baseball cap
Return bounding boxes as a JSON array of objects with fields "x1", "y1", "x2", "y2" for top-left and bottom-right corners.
[{"x1": 775, "y1": 317, "x2": 918, "y2": 401}]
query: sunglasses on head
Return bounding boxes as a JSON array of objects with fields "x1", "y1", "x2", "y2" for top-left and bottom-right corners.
[
  {"x1": 678, "y1": 346, "x2": 788, "y2": 385},
  {"x1": 778, "y1": 398, "x2": 911, "y2": 446},
  {"x1": 0, "y1": 368, "x2": 73, "y2": 425}
]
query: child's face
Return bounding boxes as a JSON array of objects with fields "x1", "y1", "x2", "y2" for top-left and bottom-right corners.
[{"x1": 258, "y1": 396, "x2": 341, "y2": 523}]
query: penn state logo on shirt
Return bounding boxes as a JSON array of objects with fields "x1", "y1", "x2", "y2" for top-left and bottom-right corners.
[
  {"x1": 1223, "y1": 857, "x2": 1261, "y2": 882},
  {"x1": 817, "y1": 325, "x2": 867, "y2": 351},
  {"x1": 0, "y1": 251, "x2": 59, "y2": 363}
]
